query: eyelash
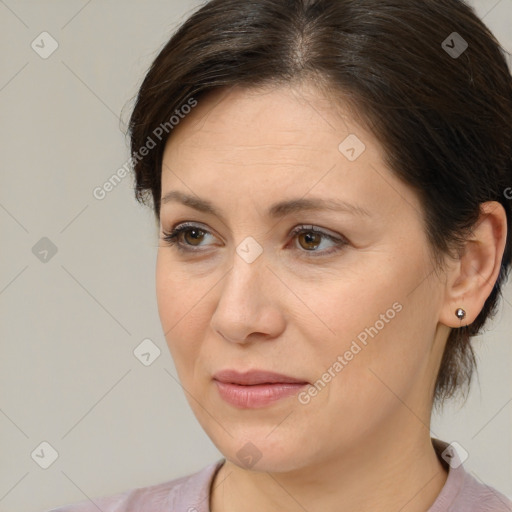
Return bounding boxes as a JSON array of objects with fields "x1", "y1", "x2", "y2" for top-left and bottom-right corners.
[{"x1": 160, "y1": 222, "x2": 348, "y2": 258}]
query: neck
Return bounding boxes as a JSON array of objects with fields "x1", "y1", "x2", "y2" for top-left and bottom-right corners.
[{"x1": 210, "y1": 422, "x2": 448, "y2": 512}]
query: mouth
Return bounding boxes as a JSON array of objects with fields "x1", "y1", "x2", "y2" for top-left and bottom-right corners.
[
  {"x1": 213, "y1": 369, "x2": 309, "y2": 385},
  {"x1": 212, "y1": 369, "x2": 309, "y2": 408}
]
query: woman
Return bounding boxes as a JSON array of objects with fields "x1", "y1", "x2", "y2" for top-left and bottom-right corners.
[{"x1": 45, "y1": 0, "x2": 512, "y2": 510}]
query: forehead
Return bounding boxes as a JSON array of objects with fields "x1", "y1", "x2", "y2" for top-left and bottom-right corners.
[
  {"x1": 162, "y1": 83, "x2": 383, "y2": 171},
  {"x1": 169, "y1": 84, "x2": 351, "y2": 142},
  {"x1": 159, "y1": 83, "x2": 420, "y2": 224}
]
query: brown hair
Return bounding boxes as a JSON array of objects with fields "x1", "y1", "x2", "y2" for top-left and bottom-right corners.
[{"x1": 128, "y1": 0, "x2": 512, "y2": 407}]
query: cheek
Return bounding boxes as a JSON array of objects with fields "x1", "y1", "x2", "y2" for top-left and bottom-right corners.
[
  {"x1": 156, "y1": 252, "x2": 208, "y2": 328},
  {"x1": 291, "y1": 262, "x2": 401, "y2": 354},
  {"x1": 155, "y1": 254, "x2": 209, "y2": 372},
  {"x1": 297, "y1": 307, "x2": 411, "y2": 443},
  {"x1": 301, "y1": 258, "x2": 435, "y2": 404},
  {"x1": 315, "y1": 289, "x2": 439, "y2": 425}
]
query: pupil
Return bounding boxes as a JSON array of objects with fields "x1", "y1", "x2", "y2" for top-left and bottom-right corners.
[
  {"x1": 186, "y1": 229, "x2": 203, "y2": 245},
  {"x1": 303, "y1": 232, "x2": 320, "y2": 250}
]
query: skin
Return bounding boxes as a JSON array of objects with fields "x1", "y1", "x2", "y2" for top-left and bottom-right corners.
[{"x1": 155, "y1": 82, "x2": 507, "y2": 512}]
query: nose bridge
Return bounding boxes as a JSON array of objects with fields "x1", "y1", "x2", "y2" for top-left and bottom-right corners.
[
  {"x1": 211, "y1": 237, "x2": 283, "y2": 342},
  {"x1": 223, "y1": 238, "x2": 267, "y2": 305}
]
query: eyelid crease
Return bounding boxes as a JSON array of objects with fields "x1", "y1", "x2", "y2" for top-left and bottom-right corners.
[{"x1": 160, "y1": 222, "x2": 348, "y2": 258}]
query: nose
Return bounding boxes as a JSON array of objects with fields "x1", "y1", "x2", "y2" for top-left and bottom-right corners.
[{"x1": 210, "y1": 249, "x2": 286, "y2": 345}]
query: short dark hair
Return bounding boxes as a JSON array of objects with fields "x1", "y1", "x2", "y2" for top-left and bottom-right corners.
[{"x1": 128, "y1": 0, "x2": 512, "y2": 407}]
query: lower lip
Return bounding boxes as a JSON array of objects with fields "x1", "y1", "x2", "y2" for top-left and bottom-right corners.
[{"x1": 214, "y1": 380, "x2": 308, "y2": 408}]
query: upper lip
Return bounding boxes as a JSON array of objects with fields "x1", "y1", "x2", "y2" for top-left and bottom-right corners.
[{"x1": 213, "y1": 369, "x2": 309, "y2": 385}]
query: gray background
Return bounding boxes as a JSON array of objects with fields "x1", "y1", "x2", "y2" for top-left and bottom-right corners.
[{"x1": 0, "y1": 1, "x2": 511, "y2": 511}]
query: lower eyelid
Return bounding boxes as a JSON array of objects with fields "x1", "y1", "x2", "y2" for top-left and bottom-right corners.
[{"x1": 164, "y1": 224, "x2": 346, "y2": 255}]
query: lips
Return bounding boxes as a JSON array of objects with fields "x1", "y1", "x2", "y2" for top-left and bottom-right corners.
[
  {"x1": 212, "y1": 369, "x2": 309, "y2": 408},
  {"x1": 212, "y1": 369, "x2": 309, "y2": 385}
]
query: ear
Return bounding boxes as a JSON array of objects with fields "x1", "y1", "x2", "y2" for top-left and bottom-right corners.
[{"x1": 439, "y1": 201, "x2": 508, "y2": 328}]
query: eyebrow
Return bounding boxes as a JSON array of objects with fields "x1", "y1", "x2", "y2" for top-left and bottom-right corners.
[{"x1": 160, "y1": 191, "x2": 371, "y2": 221}]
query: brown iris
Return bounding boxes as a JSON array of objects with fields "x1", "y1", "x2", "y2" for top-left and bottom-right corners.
[
  {"x1": 183, "y1": 228, "x2": 206, "y2": 246},
  {"x1": 297, "y1": 231, "x2": 321, "y2": 251}
]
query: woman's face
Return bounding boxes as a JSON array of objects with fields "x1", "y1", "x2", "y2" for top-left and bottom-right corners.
[{"x1": 156, "y1": 83, "x2": 450, "y2": 472}]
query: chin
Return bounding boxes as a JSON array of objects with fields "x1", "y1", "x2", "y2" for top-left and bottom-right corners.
[{"x1": 206, "y1": 423, "x2": 316, "y2": 473}]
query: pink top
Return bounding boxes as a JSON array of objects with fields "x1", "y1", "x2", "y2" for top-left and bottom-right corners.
[{"x1": 44, "y1": 439, "x2": 511, "y2": 511}]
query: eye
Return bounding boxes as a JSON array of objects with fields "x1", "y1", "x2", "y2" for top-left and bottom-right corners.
[
  {"x1": 160, "y1": 222, "x2": 215, "y2": 252},
  {"x1": 160, "y1": 222, "x2": 348, "y2": 257},
  {"x1": 288, "y1": 225, "x2": 347, "y2": 257}
]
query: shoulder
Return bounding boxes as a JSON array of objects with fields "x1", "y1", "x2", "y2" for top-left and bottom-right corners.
[
  {"x1": 453, "y1": 471, "x2": 512, "y2": 511},
  {"x1": 42, "y1": 459, "x2": 225, "y2": 512},
  {"x1": 430, "y1": 438, "x2": 512, "y2": 512}
]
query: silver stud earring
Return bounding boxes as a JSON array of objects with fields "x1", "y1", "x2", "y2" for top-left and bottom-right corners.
[{"x1": 455, "y1": 308, "x2": 466, "y2": 320}]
